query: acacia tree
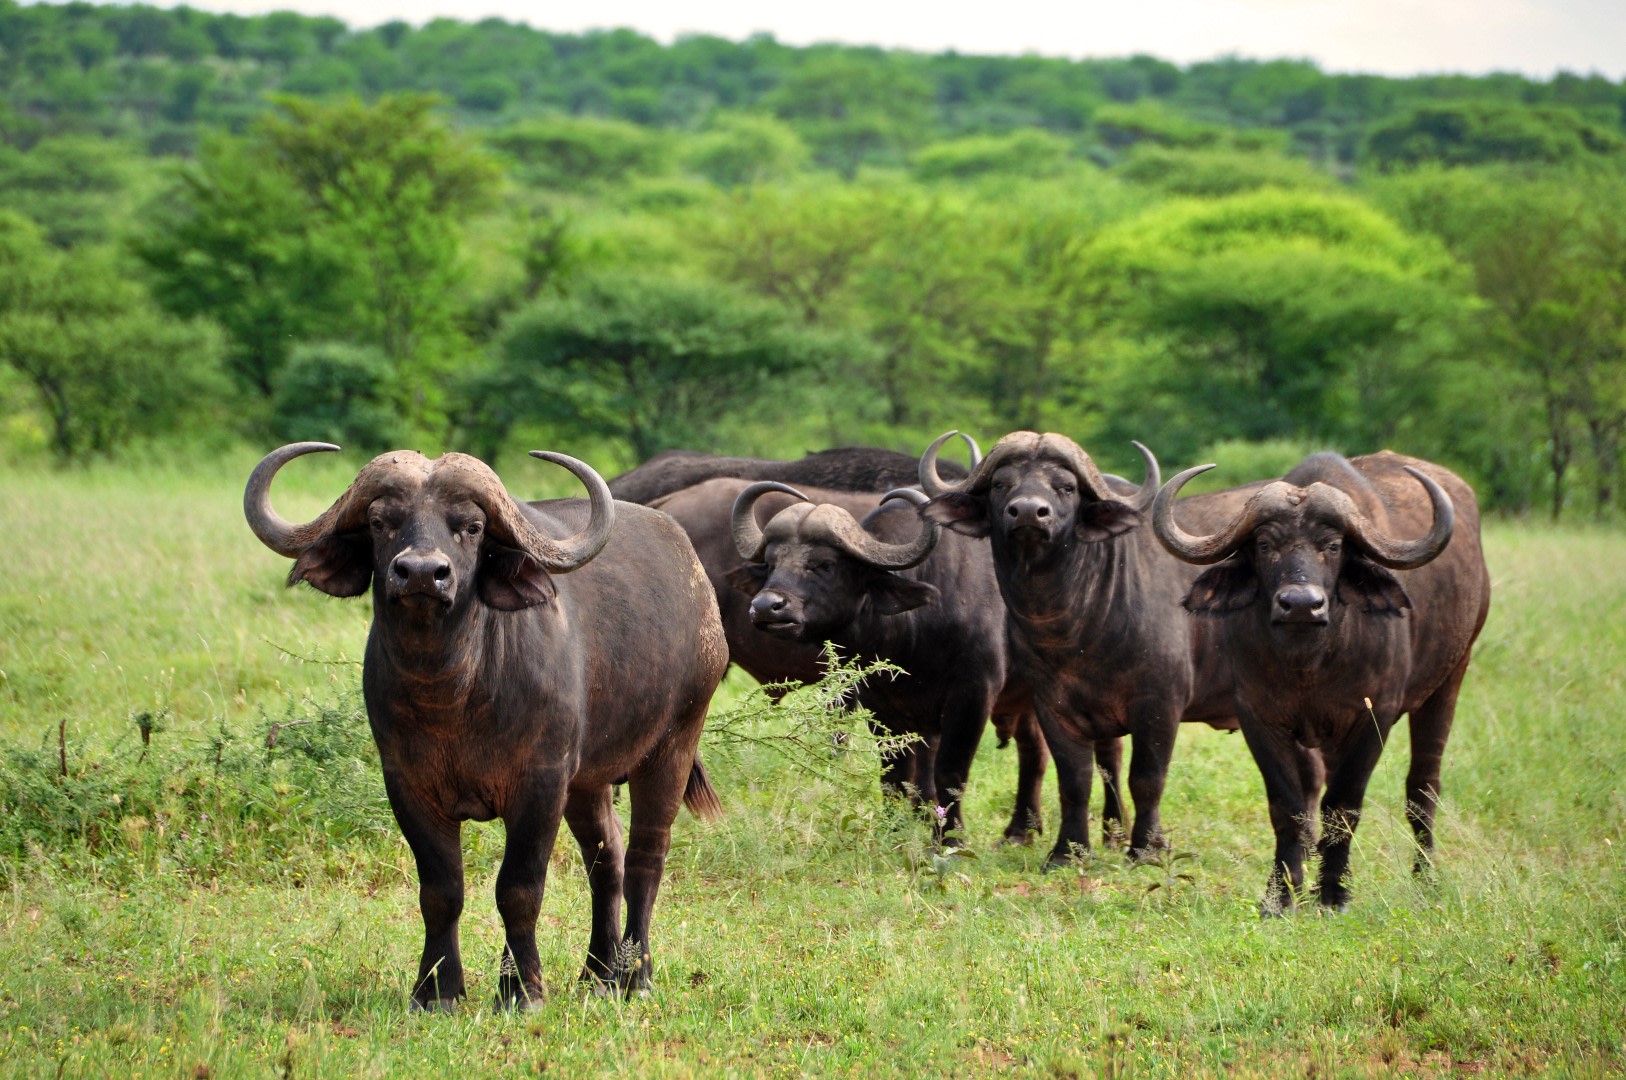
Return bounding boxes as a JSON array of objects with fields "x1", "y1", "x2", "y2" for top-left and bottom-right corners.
[
  {"x1": 463, "y1": 272, "x2": 869, "y2": 461},
  {"x1": 0, "y1": 212, "x2": 225, "y2": 459},
  {"x1": 140, "y1": 93, "x2": 500, "y2": 428}
]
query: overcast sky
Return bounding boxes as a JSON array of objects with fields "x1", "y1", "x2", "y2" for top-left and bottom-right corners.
[{"x1": 127, "y1": 0, "x2": 1626, "y2": 79}]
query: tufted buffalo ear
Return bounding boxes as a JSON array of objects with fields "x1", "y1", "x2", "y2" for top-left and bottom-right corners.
[
  {"x1": 921, "y1": 493, "x2": 991, "y2": 538},
  {"x1": 479, "y1": 545, "x2": 557, "y2": 610},
  {"x1": 289, "y1": 532, "x2": 373, "y2": 598},
  {"x1": 867, "y1": 572, "x2": 940, "y2": 617},
  {"x1": 726, "y1": 562, "x2": 769, "y2": 596},
  {"x1": 1075, "y1": 500, "x2": 1141, "y2": 543},
  {"x1": 1338, "y1": 556, "x2": 1411, "y2": 617},
  {"x1": 1183, "y1": 559, "x2": 1258, "y2": 617}
]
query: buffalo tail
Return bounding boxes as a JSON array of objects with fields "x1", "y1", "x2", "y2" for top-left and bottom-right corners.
[{"x1": 683, "y1": 759, "x2": 724, "y2": 821}]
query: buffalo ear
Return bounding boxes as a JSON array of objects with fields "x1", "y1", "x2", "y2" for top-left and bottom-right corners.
[
  {"x1": 1338, "y1": 556, "x2": 1411, "y2": 616},
  {"x1": 479, "y1": 545, "x2": 557, "y2": 611},
  {"x1": 921, "y1": 493, "x2": 991, "y2": 538},
  {"x1": 725, "y1": 563, "x2": 768, "y2": 596},
  {"x1": 1075, "y1": 500, "x2": 1141, "y2": 543},
  {"x1": 868, "y1": 573, "x2": 940, "y2": 617},
  {"x1": 1183, "y1": 560, "x2": 1258, "y2": 617},
  {"x1": 289, "y1": 533, "x2": 373, "y2": 598}
]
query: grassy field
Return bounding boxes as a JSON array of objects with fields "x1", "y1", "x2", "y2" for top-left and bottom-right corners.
[{"x1": 0, "y1": 454, "x2": 1622, "y2": 1077}]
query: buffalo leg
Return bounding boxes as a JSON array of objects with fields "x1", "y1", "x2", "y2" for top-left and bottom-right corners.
[
  {"x1": 564, "y1": 785, "x2": 625, "y2": 993},
  {"x1": 1406, "y1": 652, "x2": 1469, "y2": 873},
  {"x1": 1317, "y1": 714, "x2": 1392, "y2": 911},
  {"x1": 932, "y1": 699, "x2": 993, "y2": 845},
  {"x1": 621, "y1": 736, "x2": 700, "y2": 994},
  {"x1": 1124, "y1": 702, "x2": 1179, "y2": 861},
  {"x1": 385, "y1": 779, "x2": 466, "y2": 1010},
  {"x1": 1095, "y1": 736, "x2": 1124, "y2": 845},
  {"x1": 1034, "y1": 711, "x2": 1096, "y2": 870},
  {"x1": 1003, "y1": 711, "x2": 1050, "y2": 843},
  {"x1": 1237, "y1": 709, "x2": 1312, "y2": 916},
  {"x1": 494, "y1": 775, "x2": 571, "y2": 1008}
]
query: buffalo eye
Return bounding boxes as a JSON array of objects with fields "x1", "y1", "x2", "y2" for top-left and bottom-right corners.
[
  {"x1": 1322, "y1": 539, "x2": 1341, "y2": 555},
  {"x1": 464, "y1": 521, "x2": 482, "y2": 537},
  {"x1": 1255, "y1": 536, "x2": 1272, "y2": 555},
  {"x1": 1055, "y1": 483, "x2": 1075, "y2": 496}
]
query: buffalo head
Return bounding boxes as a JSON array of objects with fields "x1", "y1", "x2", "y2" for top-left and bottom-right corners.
[
  {"x1": 725, "y1": 483, "x2": 939, "y2": 640},
  {"x1": 244, "y1": 442, "x2": 615, "y2": 618},
  {"x1": 1151, "y1": 462, "x2": 1454, "y2": 629},
  {"x1": 918, "y1": 430, "x2": 1160, "y2": 559}
]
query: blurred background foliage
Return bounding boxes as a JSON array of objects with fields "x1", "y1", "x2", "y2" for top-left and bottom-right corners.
[{"x1": 0, "y1": 2, "x2": 1623, "y2": 517}]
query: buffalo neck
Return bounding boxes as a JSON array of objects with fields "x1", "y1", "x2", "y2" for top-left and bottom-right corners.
[
  {"x1": 366, "y1": 595, "x2": 516, "y2": 714},
  {"x1": 992, "y1": 528, "x2": 1144, "y2": 647}
]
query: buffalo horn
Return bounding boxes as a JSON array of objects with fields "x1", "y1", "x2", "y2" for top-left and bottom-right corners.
[
  {"x1": 731, "y1": 481, "x2": 810, "y2": 560},
  {"x1": 519, "y1": 451, "x2": 617, "y2": 572},
  {"x1": 1341, "y1": 466, "x2": 1455, "y2": 569},
  {"x1": 1150, "y1": 463, "x2": 1258, "y2": 565},
  {"x1": 243, "y1": 442, "x2": 345, "y2": 558}
]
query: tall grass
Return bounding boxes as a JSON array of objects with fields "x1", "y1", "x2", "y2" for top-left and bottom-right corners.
[{"x1": 0, "y1": 460, "x2": 1621, "y2": 1076}]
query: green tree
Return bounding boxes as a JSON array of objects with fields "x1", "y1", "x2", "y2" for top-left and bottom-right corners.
[
  {"x1": 768, "y1": 53, "x2": 933, "y2": 178},
  {"x1": 467, "y1": 273, "x2": 864, "y2": 459},
  {"x1": 0, "y1": 212, "x2": 226, "y2": 459},
  {"x1": 484, "y1": 116, "x2": 669, "y2": 190},
  {"x1": 911, "y1": 130, "x2": 1074, "y2": 182},
  {"x1": 1364, "y1": 101, "x2": 1626, "y2": 171},
  {"x1": 272, "y1": 342, "x2": 408, "y2": 453},
  {"x1": 683, "y1": 112, "x2": 809, "y2": 188}
]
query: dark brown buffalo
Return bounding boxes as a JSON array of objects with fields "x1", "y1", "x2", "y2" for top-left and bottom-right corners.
[
  {"x1": 920, "y1": 431, "x2": 1280, "y2": 869},
  {"x1": 607, "y1": 443, "x2": 974, "y2": 506},
  {"x1": 726, "y1": 482, "x2": 1091, "y2": 844},
  {"x1": 657, "y1": 477, "x2": 1095, "y2": 843},
  {"x1": 244, "y1": 443, "x2": 727, "y2": 1007},
  {"x1": 1153, "y1": 451, "x2": 1489, "y2": 912}
]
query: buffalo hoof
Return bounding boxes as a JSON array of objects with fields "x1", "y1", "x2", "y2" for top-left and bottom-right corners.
[
  {"x1": 1000, "y1": 830, "x2": 1036, "y2": 848},
  {"x1": 409, "y1": 996, "x2": 460, "y2": 1015},
  {"x1": 1318, "y1": 899, "x2": 1351, "y2": 915},
  {"x1": 579, "y1": 973, "x2": 618, "y2": 999},
  {"x1": 495, "y1": 986, "x2": 546, "y2": 1012}
]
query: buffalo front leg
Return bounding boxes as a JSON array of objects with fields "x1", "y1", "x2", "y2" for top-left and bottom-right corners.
[
  {"x1": 494, "y1": 775, "x2": 571, "y2": 1009},
  {"x1": 1032, "y1": 709, "x2": 1097, "y2": 870},
  {"x1": 932, "y1": 698, "x2": 993, "y2": 845},
  {"x1": 1124, "y1": 701, "x2": 1179, "y2": 862},
  {"x1": 564, "y1": 785, "x2": 625, "y2": 994},
  {"x1": 1237, "y1": 708, "x2": 1313, "y2": 916},
  {"x1": 1317, "y1": 714, "x2": 1392, "y2": 912},
  {"x1": 384, "y1": 777, "x2": 466, "y2": 1011}
]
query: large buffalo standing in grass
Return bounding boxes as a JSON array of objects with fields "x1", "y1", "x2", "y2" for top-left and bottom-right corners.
[
  {"x1": 607, "y1": 444, "x2": 973, "y2": 506},
  {"x1": 1152, "y1": 451, "x2": 1490, "y2": 912},
  {"x1": 725, "y1": 482, "x2": 1075, "y2": 843},
  {"x1": 919, "y1": 431, "x2": 1282, "y2": 868},
  {"x1": 244, "y1": 443, "x2": 727, "y2": 1008}
]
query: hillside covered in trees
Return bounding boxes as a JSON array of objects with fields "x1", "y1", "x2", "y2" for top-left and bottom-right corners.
[{"x1": 1, "y1": 1, "x2": 1623, "y2": 517}]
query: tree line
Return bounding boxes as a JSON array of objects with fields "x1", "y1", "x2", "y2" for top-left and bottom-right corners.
[{"x1": 0, "y1": 3, "x2": 1622, "y2": 518}]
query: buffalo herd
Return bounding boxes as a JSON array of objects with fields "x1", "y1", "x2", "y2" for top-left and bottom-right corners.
[{"x1": 245, "y1": 428, "x2": 1489, "y2": 1004}]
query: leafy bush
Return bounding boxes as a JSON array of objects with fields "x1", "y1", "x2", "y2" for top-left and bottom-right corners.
[
  {"x1": 271, "y1": 341, "x2": 409, "y2": 454},
  {"x1": 912, "y1": 130, "x2": 1074, "y2": 182},
  {"x1": 0, "y1": 689, "x2": 390, "y2": 887}
]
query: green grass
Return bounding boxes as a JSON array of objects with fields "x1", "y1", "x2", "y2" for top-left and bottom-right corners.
[{"x1": 1, "y1": 459, "x2": 1622, "y2": 1076}]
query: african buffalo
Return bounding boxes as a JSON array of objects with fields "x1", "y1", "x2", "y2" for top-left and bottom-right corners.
[
  {"x1": 1152, "y1": 451, "x2": 1489, "y2": 912},
  {"x1": 658, "y1": 476, "x2": 1088, "y2": 843},
  {"x1": 244, "y1": 443, "x2": 727, "y2": 1007},
  {"x1": 919, "y1": 431, "x2": 1278, "y2": 868},
  {"x1": 607, "y1": 443, "x2": 974, "y2": 505},
  {"x1": 726, "y1": 482, "x2": 1082, "y2": 843}
]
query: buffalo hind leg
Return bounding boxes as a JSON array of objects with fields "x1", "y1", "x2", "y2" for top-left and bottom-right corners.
[
  {"x1": 494, "y1": 775, "x2": 571, "y2": 1009},
  {"x1": 1317, "y1": 714, "x2": 1392, "y2": 912},
  {"x1": 564, "y1": 785, "x2": 625, "y2": 995},
  {"x1": 1237, "y1": 709, "x2": 1312, "y2": 917},
  {"x1": 621, "y1": 722, "x2": 706, "y2": 995},
  {"x1": 1002, "y1": 711, "x2": 1050, "y2": 844},
  {"x1": 385, "y1": 779, "x2": 466, "y2": 1011},
  {"x1": 933, "y1": 698, "x2": 995, "y2": 845},
  {"x1": 1406, "y1": 653, "x2": 1470, "y2": 874},
  {"x1": 1095, "y1": 736, "x2": 1124, "y2": 846}
]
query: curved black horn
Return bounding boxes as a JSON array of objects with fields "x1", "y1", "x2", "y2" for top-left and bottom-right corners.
[
  {"x1": 731, "y1": 481, "x2": 809, "y2": 560},
  {"x1": 525, "y1": 451, "x2": 616, "y2": 572},
  {"x1": 919, "y1": 431, "x2": 968, "y2": 498},
  {"x1": 244, "y1": 442, "x2": 342, "y2": 558},
  {"x1": 1345, "y1": 466, "x2": 1455, "y2": 570}
]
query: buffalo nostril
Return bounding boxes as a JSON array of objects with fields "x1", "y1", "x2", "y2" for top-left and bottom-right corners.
[
  {"x1": 1007, "y1": 505, "x2": 1021, "y2": 518},
  {"x1": 1035, "y1": 506, "x2": 1050, "y2": 518},
  {"x1": 433, "y1": 564, "x2": 450, "y2": 581},
  {"x1": 393, "y1": 561, "x2": 411, "y2": 580}
]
